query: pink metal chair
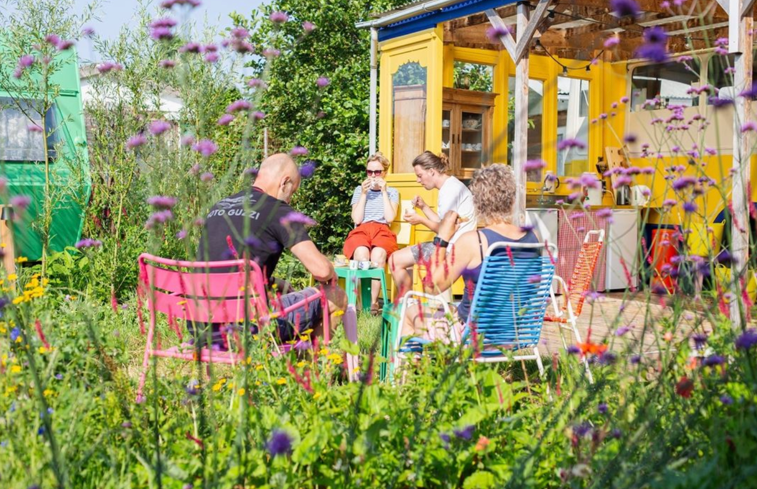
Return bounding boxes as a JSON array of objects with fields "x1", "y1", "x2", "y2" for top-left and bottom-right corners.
[{"x1": 135, "y1": 253, "x2": 332, "y2": 401}]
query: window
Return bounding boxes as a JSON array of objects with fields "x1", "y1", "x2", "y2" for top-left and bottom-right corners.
[
  {"x1": 392, "y1": 62, "x2": 427, "y2": 173},
  {"x1": 0, "y1": 97, "x2": 58, "y2": 162},
  {"x1": 557, "y1": 77, "x2": 590, "y2": 177},
  {"x1": 630, "y1": 60, "x2": 701, "y2": 111},
  {"x1": 507, "y1": 77, "x2": 544, "y2": 182},
  {"x1": 453, "y1": 61, "x2": 493, "y2": 92},
  {"x1": 708, "y1": 51, "x2": 757, "y2": 102}
]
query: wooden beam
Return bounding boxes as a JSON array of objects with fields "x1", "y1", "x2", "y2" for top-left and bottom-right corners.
[
  {"x1": 515, "y1": 0, "x2": 553, "y2": 61},
  {"x1": 513, "y1": 1, "x2": 529, "y2": 226},
  {"x1": 741, "y1": 0, "x2": 756, "y2": 17},
  {"x1": 485, "y1": 8, "x2": 518, "y2": 61}
]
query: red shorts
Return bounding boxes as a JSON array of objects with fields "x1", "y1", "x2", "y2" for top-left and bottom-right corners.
[{"x1": 343, "y1": 222, "x2": 399, "y2": 258}]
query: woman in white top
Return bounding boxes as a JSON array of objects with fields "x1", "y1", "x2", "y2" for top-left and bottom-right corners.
[{"x1": 389, "y1": 151, "x2": 477, "y2": 296}]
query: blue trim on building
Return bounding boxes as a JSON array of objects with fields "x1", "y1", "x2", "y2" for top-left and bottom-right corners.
[{"x1": 378, "y1": 0, "x2": 517, "y2": 42}]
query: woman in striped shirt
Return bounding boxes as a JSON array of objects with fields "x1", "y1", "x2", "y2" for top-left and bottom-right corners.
[{"x1": 343, "y1": 153, "x2": 400, "y2": 315}]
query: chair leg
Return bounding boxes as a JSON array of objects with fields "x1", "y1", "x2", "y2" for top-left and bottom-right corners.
[
  {"x1": 534, "y1": 347, "x2": 545, "y2": 378},
  {"x1": 136, "y1": 319, "x2": 155, "y2": 403},
  {"x1": 342, "y1": 305, "x2": 359, "y2": 382}
]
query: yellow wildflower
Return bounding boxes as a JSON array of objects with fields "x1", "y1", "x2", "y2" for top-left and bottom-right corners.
[
  {"x1": 255, "y1": 381, "x2": 261, "y2": 386},
  {"x1": 212, "y1": 383, "x2": 224, "y2": 392},
  {"x1": 332, "y1": 310, "x2": 344, "y2": 317},
  {"x1": 8, "y1": 274, "x2": 17, "y2": 281},
  {"x1": 38, "y1": 346, "x2": 49, "y2": 354},
  {"x1": 15, "y1": 257, "x2": 27, "y2": 264},
  {"x1": 246, "y1": 357, "x2": 252, "y2": 365},
  {"x1": 319, "y1": 348, "x2": 329, "y2": 356},
  {"x1": 12, "y1": 297, "x2": 25, "y2": 305},
  {"x1": 313, "y1": 392, "x2": 322, "y2": 400},
  {"x1": 43, "y1": 389, "x2": 54, "y2": 397},
  {"x1": 276, "y1": 378, "x2": 286, "y2": 385},
  {"x1": 238, "y1": 388, "x2": 246, "y2": 396},
  {"x1": 10, "y1": 365, "x2": 22, "y2": 373},
  {"x1": 177, "y1": 300, "x2": 187, "y2": 306},
  {"x1": 5, "y1": 386, "x2": 17, "y2": 395},
  {"x1": 255, "y1": 364, "x2": 264, "y2": 371},
  {"x1": 302, "y1": 328, "x2": 313, "y2": 335},
  {"x1": 296, "y1": 361, "x2": 306, "y2": 368},
  {"x1": 328, "y1": 353, "x2": 343, "y2": 365}
]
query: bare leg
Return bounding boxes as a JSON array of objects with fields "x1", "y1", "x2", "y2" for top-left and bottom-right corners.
[
  {"x1": 352, "y1": 246, "x2": 370, "y2": 309},
  {"x1": 370, "y1": 247, "x2": 388, "y2": 308},
  {"x1": 389, "y1": 247, "x2": 416, "y2": 301}
]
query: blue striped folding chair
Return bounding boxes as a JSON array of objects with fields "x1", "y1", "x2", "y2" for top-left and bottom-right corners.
[{"x1": 393, "y1": 242, "x2": 575, "y2": 381}]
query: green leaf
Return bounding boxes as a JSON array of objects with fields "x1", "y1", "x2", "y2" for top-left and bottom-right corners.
[{"x1": 463, "y1": 471, "x2": 496, "y2": 489}]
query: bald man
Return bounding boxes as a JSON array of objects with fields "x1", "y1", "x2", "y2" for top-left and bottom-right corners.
[{"x1": 196, "y1": 153, "x2": 346, "y2": 347}]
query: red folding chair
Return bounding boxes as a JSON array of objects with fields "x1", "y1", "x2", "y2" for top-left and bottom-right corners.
[
  {"x1": 135, "y1": 253, "x2": 331, "y2": 402},
  {"x1": 545, "y1": 229, "x2": 604, "y2": 360}
]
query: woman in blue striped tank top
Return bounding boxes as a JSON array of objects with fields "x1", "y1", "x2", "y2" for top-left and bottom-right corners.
[{"x1": 401, "y1": 164, "x2": 540, "y2": 338}]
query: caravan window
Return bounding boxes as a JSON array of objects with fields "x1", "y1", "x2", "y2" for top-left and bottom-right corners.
[
  {"x1": 630, "y1": 60, "x2": 701, "y2": 111},
  {"x1": 708, "y1": 51, "x2": 757, "y2": 102},
  {"x1": 0, "y1": 97, "x2": 58, "y2": 162}
]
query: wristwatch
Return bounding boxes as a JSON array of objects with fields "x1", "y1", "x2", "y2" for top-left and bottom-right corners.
[{"x1": 433, "y1": 236, "x2": 450, "y2": 248}]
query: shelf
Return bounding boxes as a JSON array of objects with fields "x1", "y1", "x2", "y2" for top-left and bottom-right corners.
[
  {"x1": 461, "y1": 150, "x2": 482, "y2": 153},
  {"x1": 461, "y1": 128, "x2": 481, "y2": 132}
]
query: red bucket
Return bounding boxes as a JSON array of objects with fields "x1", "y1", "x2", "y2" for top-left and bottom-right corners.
[{"x1": 650, "y1": 228, "x2": 678, "y2": 293}]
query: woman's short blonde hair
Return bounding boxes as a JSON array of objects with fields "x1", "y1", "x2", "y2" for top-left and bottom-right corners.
[
  {"x1": 470, "y1": 164, "x2": 516, "y2": 225},
  {"x1": 367, "y1": 152, "x2": 390, "y2": 171}
]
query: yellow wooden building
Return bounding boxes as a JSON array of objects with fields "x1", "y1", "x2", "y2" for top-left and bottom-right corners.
[{"x1": 358, "y1": 0, "x2": 757, "y2": 302}]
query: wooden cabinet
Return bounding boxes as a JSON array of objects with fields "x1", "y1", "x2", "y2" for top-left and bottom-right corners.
[{"x1": 442, "y1": 88, "x2": 497, "y2": 180}]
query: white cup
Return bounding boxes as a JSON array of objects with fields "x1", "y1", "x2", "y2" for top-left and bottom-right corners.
[{"x1": 349, "y1": 260, "x2": 358, "y2": 270}]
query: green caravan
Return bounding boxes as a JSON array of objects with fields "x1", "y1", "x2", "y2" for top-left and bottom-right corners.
[{"x1": 0, "y1": 45, "x2": 90, "y2": 261}]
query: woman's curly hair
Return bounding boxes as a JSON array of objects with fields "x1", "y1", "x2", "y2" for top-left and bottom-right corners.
[{"x1": 470, "y1": 164, "x2": 516, "y2": 225}]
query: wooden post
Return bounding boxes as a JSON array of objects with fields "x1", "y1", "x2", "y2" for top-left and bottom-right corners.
[
  {"x1": 513, "y1": 1, "x2": 530, "y2": 226},
  {"x1": 729, "y1": 0, "x2": 753, "y2": 328}
]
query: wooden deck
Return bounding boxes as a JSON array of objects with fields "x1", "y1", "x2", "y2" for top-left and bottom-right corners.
[{"x1": 540, "y1": 294, "x2": 710, "y2": 358}]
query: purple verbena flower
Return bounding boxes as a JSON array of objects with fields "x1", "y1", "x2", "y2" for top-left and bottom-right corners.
[
  {"x1": 252, "y1": 111, "x2": 266, "y2": 120},
  {"x1": 192, "y1": 139, "x2": 218, "y2": 157},
  {"x1": 176, "y1": 230, "x2": 187, "y2": 240},
  {"x1": 453, "y1": 425, "x2": 475, "y2": 440},
  {"x1": 248, "y1": 78, "x2": 267, "y2": 89},
  {"x1": 97, "y1": 61, "x2": 123, "y2": 74},
  {"x1": 300, "y1": 160, "x2": 317, "y2": 179},
  {"x1": 150, "y1": 26, "x2": 174, "y2": 40},
  {"x1": 742, "y1": 121, "x2": 757, "y2": 132},
  {"x1": 146, "y1": 196, "x2": 177, "y2": 209},
  {"x1": 672, "y1": 176, "x2": 697, "y2": 191},
  {"x1": 126, "y1": 134, "x2": 147, "y2": 149},
  {"x1": 204, "y1": 52, "x2": 219, "y2": 63},
  {"x1": 610, "y1": 0, "x2": 640, "y2": 18},
  {"x1": 682, "y1": 201, "x2": 697, "y2": 213},
  {"x1": 226, "y1": 100, "x2": 252, "y2": 113},
  {"x1": 159, "y1": 59, "x2": 176, "y2": 69},
  {"x1": 486, "y1": 25, "x2": 511, "y2": 41},
  {"x1": 316, "y1": 76, "x2": 330, "y2": 88},
  {"x1": 179, "y1": 42, "x2": 202, "y2": 53},
  {"x1": 557, "y1": 138, "x2": 587, "y2": 151},
  {"x1": 703, "y1": 355, "x2": 725, "y2": 367},
  {"x1": 200, "y1": 172, "x2": 214, "y2": 182},
  {"x1": 691, "y1": 333, "x2": 708, "y2": 349},
  {"x1": 573, "y1": 422, "x2": 592, "y2": 437},
  {"x1": 291, "y1": 146, "x2": 308, "y2": 156},
  {"x1": 75, "y1": 238, "x2": 102, "y2": 249},
  {"x1": 270, "y1": 11, "x2": 289, "y2": 23},
  {"x1": 567, "y1": 345, "x2": 581, "y2": 355},
  {"x1": 181, "y1": 134, "x2": 195, "y2": 146},
  {"x1": 280, "y1": 211, "x2": 316, "y2": 227},
  {"x1": 145, "y1": 210, "x2": 174, "y2": 229},
  {"x1": 720, "y1": 394, "x2": 734, "y2": 405},
  {"x1": 266, "y1": 429, "x2": 293, "y2": 456},
  {"x1": 604, "y1": 37, "x2": 620, "y2": 48},
  {"x1": 302, "y1": 21, "x2": 316, "y2": 33},
  {"x1": 149, "y1": 120, "x2": 172, "y2": 136},
  {"x1": 597, "y1": 403, "x2": 608, "y2": 414},
  {"x1": 217, "y1": 114, "x2": 234, "y2": 126},
  {"x1": 524, "y1": 159, "x2": 546, "y2": 172},
  {"x1": 735, "y1": 328, "x2": 757, "y2": 350},
  {"x1": 56, "y1": 39, "x2": 74, "y2": 51},
  {"x1": 263, "y1": 47, "x2": 281, "y2": 58},
  {"x1": 615, "y1": 326, "x2": 630, "y2": 336},
  {"x1": 150, "y1": 17, "x2": 177, "y2": 29},
  {"x1": 27, "y1": 124, "x2": 43, "y2": 133}
]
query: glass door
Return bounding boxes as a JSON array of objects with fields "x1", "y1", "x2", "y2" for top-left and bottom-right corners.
[{"x1": 460, "y1": 106, "x2": 485, "y2": 172}]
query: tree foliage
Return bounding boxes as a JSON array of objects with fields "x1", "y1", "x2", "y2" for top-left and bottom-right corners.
[{"x1": 234, "y1": 0, "x2": 407, "y2": 252}]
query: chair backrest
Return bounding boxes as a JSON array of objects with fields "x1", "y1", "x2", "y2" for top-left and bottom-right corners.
[
  {"x1": 138, "y1": 253, "x2": 269, "y2": 325},
  {"x1": 464, "y1": 242, "x2": 556, "y2": 350},
  {"x1": 564, "y1": 230, "x2": 604, "y2": 317}
]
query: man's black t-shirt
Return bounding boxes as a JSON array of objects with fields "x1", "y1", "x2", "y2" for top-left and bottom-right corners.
[{"x1": 197, "y1": 187, "x2": 311, "y2": 281}]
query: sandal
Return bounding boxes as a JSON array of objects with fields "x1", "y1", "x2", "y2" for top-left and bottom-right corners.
[{"x1": 370, "y1": 302, "x2": 381, "y2": 317}]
